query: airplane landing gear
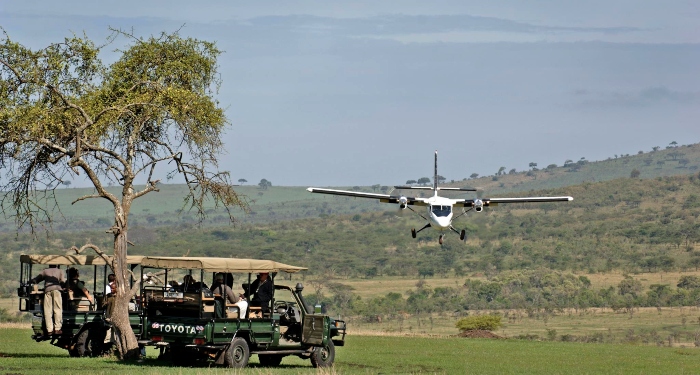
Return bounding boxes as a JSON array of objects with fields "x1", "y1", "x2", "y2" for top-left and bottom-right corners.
[
  {"x1": 412, "y1": 223, "x2": 431, "y2": 239},
  {"x1": 460, "y1": 229, "x2": 466, "y2": 241},
  {"x1": 439, "y1": 234, "x2": 444, "y2": 245}
]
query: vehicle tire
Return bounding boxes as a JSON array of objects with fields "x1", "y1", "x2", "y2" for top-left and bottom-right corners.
[
  {"x1": 258, "y1": 354, "x2": 283, "y2": 367},
  {"x1": 310, "y1": 341, "x2": 335, "y2": 368},
  {"x1": 411, "y1": 228, "x2": 417, "y2": 238},
  {"x1": 224, "y1": 337, "x2": 249, "y2": 368}
]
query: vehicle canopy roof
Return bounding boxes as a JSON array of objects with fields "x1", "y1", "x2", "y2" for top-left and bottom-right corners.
[
  {"x1": 140, "y1": 256, "x2": 307, "y2": 274},
  {"x1": 20, "y1": 254, "x2": 145, "y2": 266}
]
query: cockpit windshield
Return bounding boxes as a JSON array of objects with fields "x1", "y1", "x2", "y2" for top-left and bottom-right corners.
[{"x1": 431, "y1": 205, "x2": 452, "y2": 217}]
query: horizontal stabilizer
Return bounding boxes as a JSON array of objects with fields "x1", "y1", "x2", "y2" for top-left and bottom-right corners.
[{"x1": 393, "y1": 186, "x2": 434, "y2": 190}]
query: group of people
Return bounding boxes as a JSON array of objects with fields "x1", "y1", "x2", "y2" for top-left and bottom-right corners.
[
  {"x1": 30, "y1": 265, "x2": 96, "y2": 337},
  {"x1": 32, "y1": 265, "x2": 276, "y2": 336},
  {"x1": 209, "y1": 271, "x2": 274, "y2": 317}
]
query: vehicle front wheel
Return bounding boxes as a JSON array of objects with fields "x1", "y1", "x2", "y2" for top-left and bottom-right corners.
[
  {"x1": 224, "y1": 337, "x2": 250, "y2": 368},
  {"x1": 258, "y1": 354, "x2": 283, "y2": 366},
  {"x1": 310, "y1": 341, "x2": 335, "y2": 368}
]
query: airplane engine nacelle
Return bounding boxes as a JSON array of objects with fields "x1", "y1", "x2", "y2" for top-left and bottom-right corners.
[
  {"x1": 474, "y1": 199, "x2": 484, "y2": 212},
  {"x1": 399, "y1": 196, "x2": 408, "y2": 209}
]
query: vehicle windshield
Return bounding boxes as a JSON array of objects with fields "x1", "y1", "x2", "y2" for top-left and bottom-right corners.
[{"x1": 431, "y1": 205, "x2": 452, "y2": 217}]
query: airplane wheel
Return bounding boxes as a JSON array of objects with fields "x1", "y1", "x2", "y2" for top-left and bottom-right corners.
[
  {"x1": 439, "y1": 235, "x2": 444, "y2": 245},
  {"x1": 460, "y1": 230, "x2": 466, "y2": 241},
  {"x1": 411, "y1": 229, "x2": 416, "y2": 238}
]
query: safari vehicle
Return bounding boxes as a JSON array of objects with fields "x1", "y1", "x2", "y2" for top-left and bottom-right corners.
[
  {"x1": 18, "y1": 254, "x2": 145, "y2": 357},
  {"x1": 138, "y1": 256, "x2": 346, "y2": 368}
]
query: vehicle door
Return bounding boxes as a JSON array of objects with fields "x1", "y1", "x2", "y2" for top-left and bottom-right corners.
[{"x1": 301, "y1": 314, "x2": 328, "y2": 345}]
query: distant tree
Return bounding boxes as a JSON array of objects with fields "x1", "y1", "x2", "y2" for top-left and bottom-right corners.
[
  {"x1": 618, "y1": 276, "x2": 642, "y2": 297},
  {"x1": 679, "y1": 159, "x2": 690, "y2": 168},
  {"x1": 371, "y1": 184, "x2": 381, "y2": 192},
  {"x1": 677, "y1": 276, "x2": 700, "y2": 290},
  {"x1": 657, "y1": 160, "x2": 665, "y2": 168},
  {"x1": 380, "y1": 186, "x2": 389, "y2": 193},
  {"x1": 668, "y1": 151, "x2": 684, "y2": 161},
  {"x1": 437, "y1": 175, "x2": 447, "y2": 184},
  {"x1": 528, "y1": 162, "x2": 538, "y2": 170},
  {"x1": 62, "y1": 181, "x2": 72, "y2": 188},
  {"x1": 630, "y1": 169, "x2": 641, "y2": 178},
  {"x1": 689, "y1": 257, "x2": 700, "y2": 272},
  {"x1": 417, "y1": 177, "x2": 430, "y2": 186},
  {"x1": 352, "y1": 186, "x2": 361, "y2": 191},
  {"x1": 643, "y1": 158, "x2": 653, "y2": 166},
  {"x1": 652, "y1": 146, "x2": 660, "y2": 152},
  {"x1": 470, "y1": 173, "x2": 479, "y2": 179},
  {"x1": 546, "y1": 164, "x2": 557, "y2": 171},
  {"x1": 497, "y1": 166, "x2": 506, "y2": 176},
  {"x1": 508, "y1": 168, "x2": 517, "y2": 174},
  {"x1": 258, "y1": 178, "x2": 272, "y2": 190},
  {"x1": 405, "y1": 179, "x2": 417, "y2": 185},
  {"x1": 564, "y1": 159, "x2": 574, "y2": 166},
  {"x1": 669, "y1": 141, "x2": 678, "y2": 148},
  {"x1": 237, "y1": 178, "x2": 247, "y2": 185}
]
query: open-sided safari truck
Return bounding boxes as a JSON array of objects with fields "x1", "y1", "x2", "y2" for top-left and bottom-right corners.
[
  {"x1": 139, "y1": 256, "x2": 346, "y2": 368},
  {"x1": 18, "y1": 254, "x2": 145, "y2": 357}
]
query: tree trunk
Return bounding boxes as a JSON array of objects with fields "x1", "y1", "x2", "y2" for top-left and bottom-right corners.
[{"x1": 110, "y1": 228, "x2": 140, "y2": 360}]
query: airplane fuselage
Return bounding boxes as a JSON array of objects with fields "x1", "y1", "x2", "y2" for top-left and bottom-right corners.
[{"x1": 425, "y1": 195, "x2": 455, "y2": 231}]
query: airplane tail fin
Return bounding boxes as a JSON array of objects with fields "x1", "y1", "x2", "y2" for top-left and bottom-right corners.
[{"x1": 434, "y1": 150, "x2": 438, "y2": 193}]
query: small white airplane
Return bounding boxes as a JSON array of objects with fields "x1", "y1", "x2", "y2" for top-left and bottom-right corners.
[{"x1": 307, "y1": 151, "x2": 573, "y2": 244}]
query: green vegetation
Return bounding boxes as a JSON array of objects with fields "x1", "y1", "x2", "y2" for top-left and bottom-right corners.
[
  {"x1": 456, "y1": 314, "x2": 503, "y2": 331},
  {"x1": 1, "y1": 327, "x2": 699, "y2": 374}
]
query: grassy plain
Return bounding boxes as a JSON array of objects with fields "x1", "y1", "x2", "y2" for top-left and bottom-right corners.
[{"x1": 1, "y1": 327, "x2": 699, "y2": 374}]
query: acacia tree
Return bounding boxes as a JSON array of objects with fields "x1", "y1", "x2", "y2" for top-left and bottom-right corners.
[{"x1": 0, "y1": 30, "x2": 247, "y2": 358}]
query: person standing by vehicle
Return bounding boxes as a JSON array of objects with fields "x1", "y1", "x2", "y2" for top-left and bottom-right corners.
[
  {"x1": 67, "y1": 267, "x2": 94, "y2": 306},
  {"x1": 250, "y1": 272, "x2": 273, "y2": 315},
  {"x1": 105, "y1": 273, "x2": 116, "y2": 296},
  {"x1": 30, "y1": 265, "x2": 64, "y2": 336}
]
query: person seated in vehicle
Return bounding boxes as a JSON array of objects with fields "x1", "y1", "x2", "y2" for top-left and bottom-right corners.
[
  {"x1": 180, "y1": 274, "x2": 207, "y2": 291},
  {"x1": 211, "y1": 273, "x2": 236, "y2": 303},
  {"x1": 233, "y1": 293, "x2": 248, "y2": 318},
  {"x1": 211, "y1": 273, "x2": 236, "y2": 317},
  {"x1": 67, "y1": 267, "x2": 94, "y2": 308},
  {"x1": 249, "y1": 272, "x2": 273, "y2": 315}
]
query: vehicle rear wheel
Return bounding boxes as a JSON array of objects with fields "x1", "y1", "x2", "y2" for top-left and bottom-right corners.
[
  {"x1": 224, "y1": 337, "x2": 249, "y2": 368},
  {"x1": 310, "y1": 341, "x2": 335, "y2": 368},
  {"x1": 258, "y1": 354, "x2": 283, "y2": 366}
]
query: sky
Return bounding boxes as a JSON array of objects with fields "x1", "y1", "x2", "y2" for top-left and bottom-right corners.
[{"x1": 2, "y1": 1, "x2": 699, "y2": 187}]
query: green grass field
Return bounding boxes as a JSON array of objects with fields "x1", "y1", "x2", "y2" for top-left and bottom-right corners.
[{"x1": 0, "y1": 327, "x2": 698, "y2": 374}]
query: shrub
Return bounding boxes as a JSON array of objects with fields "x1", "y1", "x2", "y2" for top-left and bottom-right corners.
[{"x1": 455, "y1": 314, "x2": 502, "y2": 332}]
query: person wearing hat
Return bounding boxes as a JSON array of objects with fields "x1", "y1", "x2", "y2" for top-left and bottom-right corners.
[{"x1": 250, "y1": 272, "x2": 273, "y2": 315}]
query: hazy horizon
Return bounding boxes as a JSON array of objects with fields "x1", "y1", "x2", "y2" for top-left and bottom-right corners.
[{"x1": 2, "y1": 1, "x2": 698, "y2": 187}]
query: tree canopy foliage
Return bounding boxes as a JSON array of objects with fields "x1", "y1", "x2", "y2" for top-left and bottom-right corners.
[{"x1": 0, "y1": 28, "x2": 246, "y2": 358}]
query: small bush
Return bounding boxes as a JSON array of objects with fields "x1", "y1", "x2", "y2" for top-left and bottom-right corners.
[{"x1": 455, "y1": 314, "x2": 502, "y2": 332}]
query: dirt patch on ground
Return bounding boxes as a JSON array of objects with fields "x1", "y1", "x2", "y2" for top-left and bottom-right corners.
[{"x1": 457, "y1": 330, "x2": 503, "y2": 339}]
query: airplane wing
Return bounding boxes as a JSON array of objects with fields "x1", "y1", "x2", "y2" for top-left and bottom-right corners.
[
  {"x1": 306, "y1": 187, "x2": 428, "y2": 206},
  {"x1": 456, "y1": 196, "x2": 573, "y2": 207},
  {"x1": 394, "y1": 186, "x2": 477, "y2": 192}
]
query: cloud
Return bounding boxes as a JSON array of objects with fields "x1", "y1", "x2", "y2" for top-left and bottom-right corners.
[
  {"x1": 241, "y1": 14, "x2": 642, "y2": 38},
  {"x1": 574, "y1": 87, "x2": 700, "y2": 108}
]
